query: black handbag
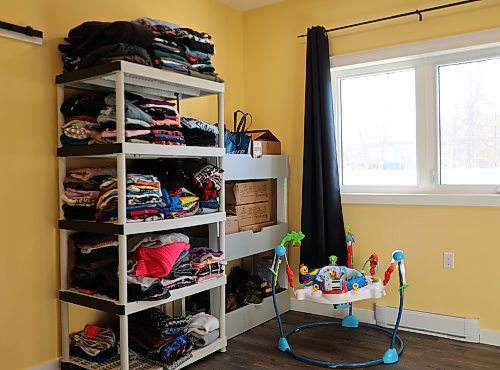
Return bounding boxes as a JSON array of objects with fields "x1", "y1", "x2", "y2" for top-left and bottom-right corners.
[{"x1": 224, "y1": 110, "x2": 252, "y2": 154}]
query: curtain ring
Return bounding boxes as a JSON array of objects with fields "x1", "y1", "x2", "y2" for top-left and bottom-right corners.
[{"x1": 416, "y1": 9, "x2": 423, "y2": 22}]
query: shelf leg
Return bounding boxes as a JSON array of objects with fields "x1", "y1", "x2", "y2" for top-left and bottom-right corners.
[
  {"x1": 115, "y1": 71, "x2": 126, "y2": 144},
  {"x1": 60, "y1": 301, "x2": 70, "y2": 361},
  {"x1": 181, "y1": 297, "x2": 186, "y2": 317},
  {"x1": 217, "y1": 91, "x2": 227, "y2": 352},
  {"x1": 117, "y1": 151, "x2": 127, "y2": 306},
  {"x1": 119, "y1": 315, "x2": 129, "y2": 370},
  {"x1": 118, "y1": 235, "x2": 128, "y2": 305}
]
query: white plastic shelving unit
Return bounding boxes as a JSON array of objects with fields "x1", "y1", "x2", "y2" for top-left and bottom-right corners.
[
  {"x1": 56, "y1": 61, "x2": 227, "y2": 370},
  {"x1": 224, "y1": 154, "x2": 290, "y2": 339}
]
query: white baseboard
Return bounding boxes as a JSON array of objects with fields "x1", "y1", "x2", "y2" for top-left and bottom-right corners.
[
  {"x1": 290, "y1": 298, "x2": 376, "y2": 324},
  {"x1": 376, "y1": 304, "x2": 480, "y2": 343},
  {"x1": 480, "y1": 329, "x2": 500, "y2": 347},
  {"x1": 26, "y1": 358, "x2": 59, "y2": 370}
]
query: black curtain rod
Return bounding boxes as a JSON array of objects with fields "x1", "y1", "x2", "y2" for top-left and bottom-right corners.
[
  {"x1": 297, "y1": 0, "x2": 481, "y2": 38},
  {"x1": 0, "y1": 20, "x2": 43, "y2": 38}
]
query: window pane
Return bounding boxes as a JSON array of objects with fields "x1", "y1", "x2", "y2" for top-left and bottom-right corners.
[
  {"x1": 340, "y1": 69, "x2": 417, "y2": 186},
  {"x1": 439, "y1": 58, "x2": 500, "y2": 185}
]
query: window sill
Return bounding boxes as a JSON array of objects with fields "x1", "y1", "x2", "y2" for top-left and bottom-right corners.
[{"x1": 341, "y1": 193, "x2": 500, "y2": 207}]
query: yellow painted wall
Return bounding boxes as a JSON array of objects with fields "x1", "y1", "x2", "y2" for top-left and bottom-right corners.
[
  {"x1": 243, "y1": 0, "x2": 500, "y2": 330},
  {"x1": 1, "y1": 0, "x2": 500, "y2": 368},
  {"x1": 0, "y1": 1, "x2": 244, "y2": 368}
]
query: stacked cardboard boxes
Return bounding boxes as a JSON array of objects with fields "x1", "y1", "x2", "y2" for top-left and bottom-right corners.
[{"x1": 225, "y1": 180, "x2": 276, "y2": 234}]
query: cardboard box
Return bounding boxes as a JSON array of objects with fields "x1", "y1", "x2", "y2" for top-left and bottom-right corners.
[
  {"x1": 228, "y1": 201, "x2": 271, "y2": 227},
  {"x1": 239, "y1": 220, "x2": 276, "y2": 233},
  {"x1": 247, "y1": 130, "x2": 281, "y2": 156},
  {"x1": 226, "y1": 180, "x2": 272, "y2": 205},
  {"x1": 225, "y1": 216, "x2": 239, "y2": 235}
]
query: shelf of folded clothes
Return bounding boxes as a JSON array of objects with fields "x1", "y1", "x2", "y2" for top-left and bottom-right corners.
[
  {"x1": 56, "y1": 61, "x2": 224, "y2": 99},
  {"x1": 225, "y1": 222, "x2": 289, "y2": 262},
  {"x1": 59, "y1": 274, "x2": 226, "y2": 315},
  {"x1": 61, "y1": 337, "x2": 227, "y2": 370},
  {"x1": 61, "y1": 308, "x2": 225, "y2": 369},
  {"x1": 57, "y1": 142, "x2": 225, "y2": 158},
  {"x1": 58, "y1": 92, "x2": 222, "y2": 156},
  {"x1": 59, "y1": 212, "x2": 226, "y2": 234},
  {"x1": 226, "y1": 289, "x2": 290, "y2": 340},
  {"x1": 60, "y1": 163, "x2": 224, "y2": 234},
  {"x1": 61, "y1": 353, "x2": 163, "y2": 370}
]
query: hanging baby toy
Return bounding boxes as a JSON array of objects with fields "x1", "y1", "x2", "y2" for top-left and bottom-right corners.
[{"x1": 270, "y1": 227, "x2": 408, "y2": 368}]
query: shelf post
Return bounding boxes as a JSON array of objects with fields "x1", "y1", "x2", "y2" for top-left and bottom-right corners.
[
  {"x1": 115, "y1": 71, "x2": 126, "y2": 145},
  {"x1": 57, "y1": 84, "x2": 71, "y2": 361},
  {"x1": 119, "y1": 315, "x2": 129, "y2": 370},
  {"x1": 115, "y1": 69, "x2": 129, "y2": 369},
  {"x1": 217, "y1": 91, "x2": 227, "y2": 352}
]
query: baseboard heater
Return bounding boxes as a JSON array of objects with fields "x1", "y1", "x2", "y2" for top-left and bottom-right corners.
[{"x1": 375, "y1": 304, "x2": 480, "y2": 342}]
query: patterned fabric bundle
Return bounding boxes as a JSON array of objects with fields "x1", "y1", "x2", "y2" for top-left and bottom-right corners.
[
  {"x1": 134, "y1": 98, "x2": 185, "y2": 145},
  {"x1": 70, "y1": 325, "x2": 118, "y2": 363},
  {"x1": 62, "y1": 167, "x2": 116, "y2": 220}
]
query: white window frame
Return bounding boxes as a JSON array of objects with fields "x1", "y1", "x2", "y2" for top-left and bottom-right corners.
[{"x1": 331, "y1": 27, "x2": 500, "y2": 207}]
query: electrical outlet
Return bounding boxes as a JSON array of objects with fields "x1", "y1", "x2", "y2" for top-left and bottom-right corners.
[{"x1": 444, "y1": 252, "x2": 454, "y2": 269}]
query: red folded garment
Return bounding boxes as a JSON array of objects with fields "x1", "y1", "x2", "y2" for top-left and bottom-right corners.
[{"x1": 132, "y1": 242, "x2": 190, "y2": 278}]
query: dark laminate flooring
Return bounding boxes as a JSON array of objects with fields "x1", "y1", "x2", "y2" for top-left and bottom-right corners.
[{"x1": 190, "y1": 311, "x2": 500, "y2": 369}]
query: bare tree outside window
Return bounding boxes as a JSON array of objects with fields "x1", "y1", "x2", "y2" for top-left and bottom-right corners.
[
  {"x1": 439, "y1": 58, "x2": 500, "y2": 185},
  {"x1": 340, "y1": 69, "x2": 417, "y2": 186}
]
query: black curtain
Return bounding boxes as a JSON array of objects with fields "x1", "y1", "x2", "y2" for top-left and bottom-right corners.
[{"x1": 300, "y1": 26, "x2": 347, "y2": 268}]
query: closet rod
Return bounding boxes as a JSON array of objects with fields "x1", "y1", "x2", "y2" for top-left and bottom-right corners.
[
  {"x1": 297, "y1": 0, "x2": 481, "y2": 38},
  {"x1": 0, "y1": 20, "x2": 43, "y2": 44}
]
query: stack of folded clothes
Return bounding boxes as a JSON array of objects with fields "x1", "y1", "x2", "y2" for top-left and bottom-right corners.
[
  {"x1": 137, "y1": 20, "x2": 190, "y2": 75},
  {"x1": 70, "y1": 233, "x2": 118, "y2": 295},
  {"x1": 134, "y1": 98, "x2": 185, "y2": 145},
  {"x1": 138, "y1": 160, "x2": 199, "y2": 217},
  {"x1": 129, "y1": 308, "x2": 194, "y2": 367},
  {"x1": 69, "y1": 232, "x2": 171, "y2": 302},
  {"x1": 58, "y1": 21, "x2": 154, "y2": 72},
  {"x1": 169, "y1": 188, "x2": 200, "y2": 217},
  {"x1": 182, "y1": 161, "x2": 223, "y2": 214},
  {"x1": 180, "y1": 117, "x2": 219, "y2": 147},
  {"x1": 62, "y1": 167, "x2": 116, "y2": 220},
  {"x1": 189, "y1": 247, "x2": 226, "y2": 283},
  {"x1": 128, "y1": 232, "x2": 191, "y2": 278},
  {"x1": 134, "y1": 18, "x2": 222, "y2": 82},
  {"x1": 59, "y1": 94, "x2": 106, "y2": 146},
  {"x1": 70, "y1": 325, "x2": 118, "y2": 363},
  {"x1": 95, "y1": 173, "x2": 171, "y2": 223},
  {"x1": 133, "y1": 159, "x2": 223, "y2": 217},
  {"x1": 176, "y1": 27, "x2": 217, "y2": 79},
  {"x1": 127, "y1": 174, "x2": 166, "y2": 222},
  {"x1": 59, "y1": 19, "x2": 222, "y2": 82},
  {"x1": 98, "y1": 93, "x2": 154, "y2": 143},
  {"x1": 187, "y1": 313, "x2": 220, "y2": 348}
]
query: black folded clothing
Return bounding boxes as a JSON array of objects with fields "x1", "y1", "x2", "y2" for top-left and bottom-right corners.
[
  {"x1": 62, "y1": 204, "x2": 96, "y2": 221},
  {"x1": 60, "y1": 94, "x2": 106, "y2": 118},
  {"x1": 59, "y1": 21, "x2": 153, "y2": 56},
  {"x1": 182, "y1": 127, "x2": 216, "y2": 147},
  {"x1": 77, "y1": 43, "x2": 152, "y2": 71},
  {"x1": 71, "y1": 266, "x2": 107, "y2": 291}
]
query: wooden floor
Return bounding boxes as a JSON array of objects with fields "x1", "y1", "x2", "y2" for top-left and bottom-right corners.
[{"x1": 191, "y1": 311, "x2": 500, "y2": 369}]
